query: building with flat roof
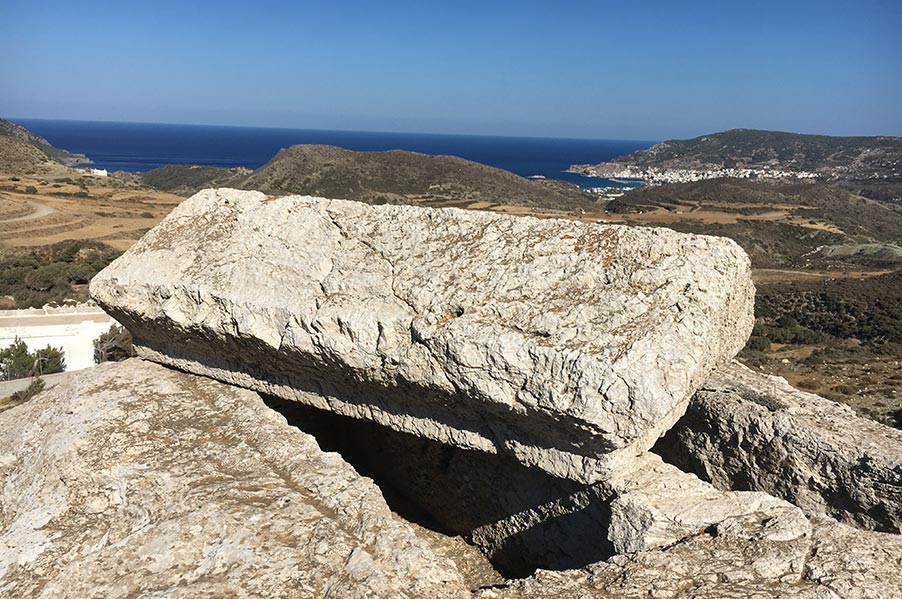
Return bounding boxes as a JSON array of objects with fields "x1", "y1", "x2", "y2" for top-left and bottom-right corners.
[{"x1": 0, "y1": 305, "x2": 115, "y2": 373}]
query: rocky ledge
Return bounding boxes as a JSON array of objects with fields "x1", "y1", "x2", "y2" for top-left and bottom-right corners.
[
  {"x1": 0, "y1": 360, "x2": 469, "y2": 598},
  {"x1": 1, "y1": 355, "x2": 899, "y2": 597},
  {"x1": 659, "y1": 361, "x2": 902, "y2": 532}
]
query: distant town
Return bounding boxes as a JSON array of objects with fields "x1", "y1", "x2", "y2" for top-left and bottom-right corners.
[{"x1": 568, "y1": 163, "x2": 820, "y2": 186}]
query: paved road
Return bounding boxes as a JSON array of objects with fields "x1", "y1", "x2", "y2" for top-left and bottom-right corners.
[{"x1": 0, "y1": 200, "x2": 57, "y2": 224}]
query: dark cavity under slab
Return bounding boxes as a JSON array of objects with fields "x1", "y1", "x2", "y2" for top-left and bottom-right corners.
[{"x1": 263, "y1": 394, "x2": 616, "y2": 579}]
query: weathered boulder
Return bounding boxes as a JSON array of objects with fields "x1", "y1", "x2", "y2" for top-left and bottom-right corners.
[
  {"x1": 475, "y1": 515, "x2": 902, "y2": 599},
  {"x1": 91, "y1": 188, "x2": 755, "y2": 482},
  {"x1": 0, "y1": 360, "x2": 469, "y2": 598},
  {"x1": 657, "y1": 361, "x2": 902, "y2": 532}
]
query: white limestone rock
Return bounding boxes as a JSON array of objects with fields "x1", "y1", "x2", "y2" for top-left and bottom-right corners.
[
  {"x1": 475, "y1": 515, "x2": 902, "y2": 599},
  {"x1": 91, "y1": 188, "x2": 755, "y2": 482},
  {"x1": 0, "y1": 360, "x2": 468, "y2": 598},
  {"x1": 465, "y1": 452, "x2": 809, "y2": 564},
  {"x1": 603, "y1": 453, "x2": 810, "y2": 554},
  {"x1": 658, "y1": 361, "x2": 902, "y2": 532}
]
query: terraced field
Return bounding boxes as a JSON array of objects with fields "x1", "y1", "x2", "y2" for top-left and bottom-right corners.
[{"x1": 0, "y1": 174, "x2": 182, "y2": 251}]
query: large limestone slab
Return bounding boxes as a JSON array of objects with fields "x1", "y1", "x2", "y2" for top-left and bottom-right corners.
[
  {"x1": 0, "y1": 360, "x2": 468, "y2": 598},
  {"x1": 91, "y1": 189, "x2": 755, "y2": 481},
  {"x1": 657, "y1": 361, "x2": 902, "y2": 532}
]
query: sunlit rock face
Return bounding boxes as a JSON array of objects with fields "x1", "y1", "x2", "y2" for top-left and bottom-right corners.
[
  {"x1": 658, "y1": 361, "x2": 902, "y2": 532},
  {"x1": 3, "y1": 187, "x2": 900, "y2": 598},
  {"x1": 0, "y1": 360, "x2": 469, "y2": 598},
  {"x1": 91, "y1": 188, "x2": 754, "y2": 483}
]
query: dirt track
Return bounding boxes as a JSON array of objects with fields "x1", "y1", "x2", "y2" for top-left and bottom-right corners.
[
  {"x1": 0, "y1": 174, "x2": 183, "y2": 251},
  {"x1": 0, "y1": 200, "x2": 57, "y2": 223}
]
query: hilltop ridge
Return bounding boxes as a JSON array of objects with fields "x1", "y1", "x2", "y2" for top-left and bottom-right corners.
[
  {"x1": 606, "y1": 128, "x2": 900, "y2": 172},
  {"x1": 134, "y1": 143, "x2": 596, "y2": 212}
]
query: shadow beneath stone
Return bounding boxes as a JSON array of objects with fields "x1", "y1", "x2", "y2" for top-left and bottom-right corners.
[{"x1": 263, "y1": 394, "x2": 615, "y2": 578}]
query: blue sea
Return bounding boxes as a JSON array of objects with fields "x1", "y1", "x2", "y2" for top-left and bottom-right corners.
[{"x1": 15, "y1": 119, "x2": 653, "y2": 190}]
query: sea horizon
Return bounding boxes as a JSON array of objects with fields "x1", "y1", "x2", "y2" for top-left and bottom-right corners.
[
  {"x1": 10, "y1": 116, "x2": 658, "y2": 145},
  {"x1": 12, "y1": 117, "x2": 655, "y2": 189}
]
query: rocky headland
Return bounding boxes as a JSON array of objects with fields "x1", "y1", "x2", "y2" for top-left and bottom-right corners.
[
  {"x1": 0, "y1": 119, "x2": 92, "y2": 167},
  {"x1": 1, "y1": 189, "x2": 900, "y2": 597},
  {"x1": 569, "y1": 129, "x2": 902, "y2": 201}
]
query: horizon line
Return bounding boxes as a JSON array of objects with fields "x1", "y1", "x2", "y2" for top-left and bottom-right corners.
[{"x1": 7, "y1": 115, "x2": 663, "y2": 145}]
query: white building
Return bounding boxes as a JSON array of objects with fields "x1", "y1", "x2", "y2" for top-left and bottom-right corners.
[
  {"x1": 0, "y1": 305, "x2": 115, "y2": 373},
  {"x1": 89, "y1": 168, "x2": 109, "y2": 177}
]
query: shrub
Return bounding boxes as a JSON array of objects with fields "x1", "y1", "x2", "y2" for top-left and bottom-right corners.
[
  {"x1": 11, "y1": 378, "x2": 45, "y2": 402},
  {"x1": 0, "y1": 338, "x2": 66, "y2": 380},
  {"x1": 745, "y1": 335, "x2": 771, "y2": 352},
  {"x1": 24, "y1": 186, "x2": 37, "y2": 194},
  {"x1": 0, "y1": 242, "x2": 122, "y2": 308},
  {"x1": 93, "y1": 325, "x2": 136, "y2": 364}
]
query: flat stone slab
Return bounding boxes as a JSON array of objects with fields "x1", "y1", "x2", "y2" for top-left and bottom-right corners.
[
  {"x1": 0, "y1": 360, "x2": 468, "y2": 598},
  {"x1": 91, "y1": 189, "x2": 754, "y2": 481}
]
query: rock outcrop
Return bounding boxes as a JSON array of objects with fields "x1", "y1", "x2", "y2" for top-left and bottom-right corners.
[
  {"x1": 476, "y1": 515, "x2": 902, "y2": 599},
  {"x1": 657, "y1": 361, "x2": 902, "y2": 532},
  {"x1": 5, "y1": 186, "x2": 901, "y2": 597},
  {"x1": 266, "y1": 397, "x2": 808, "y2": 578},
  {"x1": 0, "y1": 360, "x2": 469, "y2": 598},
  {"x1": 91, "y1": 188, "x2": 754, "y2": 482},
  {"x1": 4, "y1": 360, "x2": 900, "y2": 598}
]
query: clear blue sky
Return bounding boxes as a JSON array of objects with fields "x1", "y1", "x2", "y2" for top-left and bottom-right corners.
[{"x1": 2, "y1": 0, "x2": 900, "y2": 140}]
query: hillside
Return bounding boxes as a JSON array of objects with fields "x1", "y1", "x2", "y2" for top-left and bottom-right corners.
[
  {"x1": 137, "y1": 164, "x2": 251, "y2": 196},
  {"x1": 0, "y1": 135, "x2": 68, "y2": 175},
  {"x1": 0, "y1": 119, "x2": 91, "y2": 166},
  {"x1": 611, "y1": 129, "x2": 900, "y2": 173},
  {"x1": 236, "y1": 145, "x2": 596, "y2": 211},
  {"x1": 573, "y1": 129, "x2": 902, "y2": 202},
  {"x1": 747, "y1": 270, "x2": 902, "y2": 426},
  {"x1": 607, "y1": 178, "x2": 902, "y2": 268}
]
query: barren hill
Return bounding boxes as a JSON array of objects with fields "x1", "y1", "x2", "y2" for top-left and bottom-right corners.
[
  {"x1": 0, "y1": 119, "x2": 92, "y2": 167},
  {"x1": 605, "y1": 129, "x2": 901, "y2": 174},
  {"x1": 0, "y1": 135, "x2": 66, "y2": 175},
  {"x1": 137, "y1": 164, "x2": 251, "y2": 196},
  {"x1": 141, "y1": 144, "x2": 596, "y2": 212}
]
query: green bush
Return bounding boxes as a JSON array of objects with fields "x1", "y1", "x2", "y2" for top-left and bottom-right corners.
[
  {"x1": 0, "y1": 338, "x2": 66, "y2": 380},
  {"x1": 745, "y1": 335, "x2": 771, "y2": 352},
  {"x1": 0, "y1": 241, "x2": 121, "y2": 308}
]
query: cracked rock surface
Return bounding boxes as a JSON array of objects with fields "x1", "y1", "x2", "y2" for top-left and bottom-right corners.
[
  {"x1": 0, "y1": 360, "x2": 468, "y2": 598},
  {"x1": 475, "y1": 515, "x2": 902, "y2": 599},
  {"x1": 658, "y1": 361, "x2": 902, "y2": 532},
  {"x1": 91, "y1": 189, "x2": 755, "y2": 482}
]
